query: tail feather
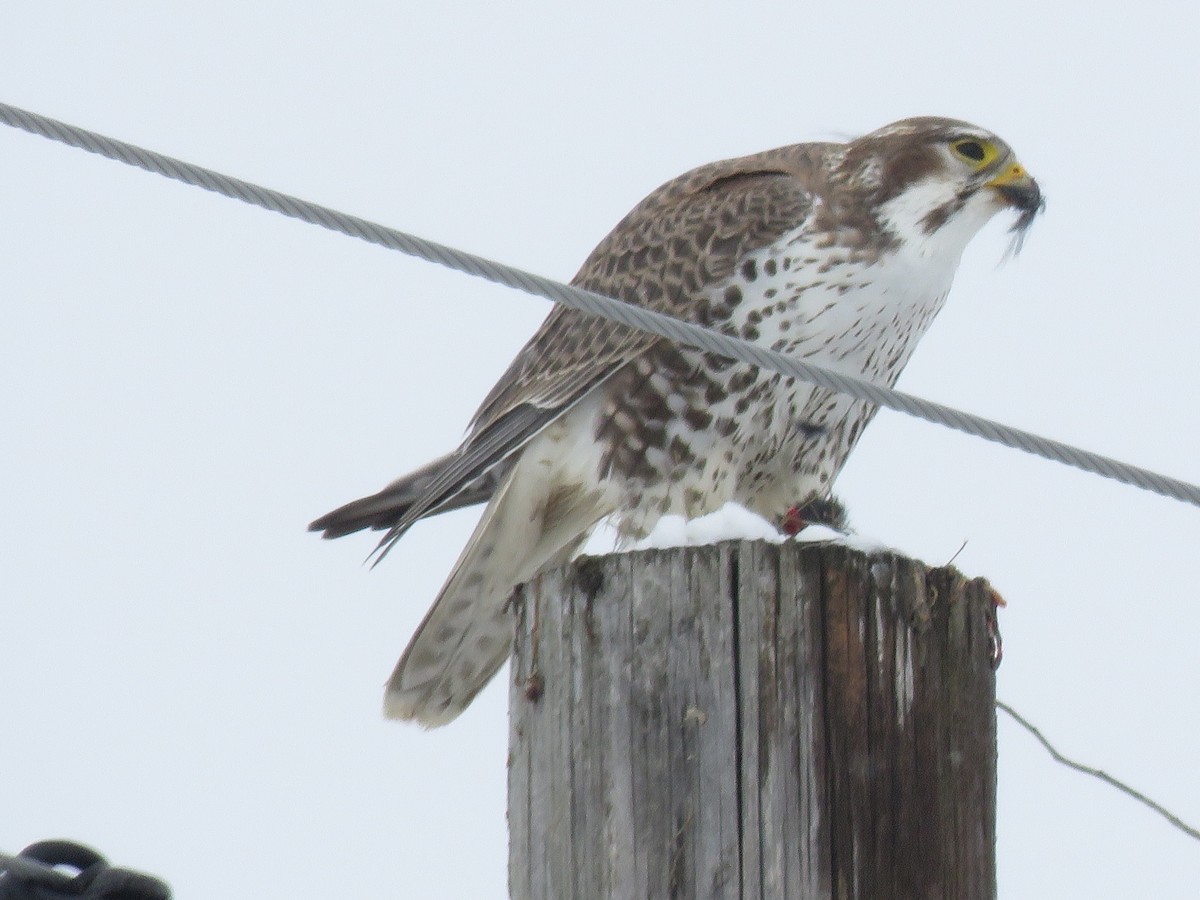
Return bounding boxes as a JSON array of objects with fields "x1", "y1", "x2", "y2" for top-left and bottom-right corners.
[
  {"x1": 384, "y1": 461, "x2": 610, "y2": 727},
  {"x1": 309, "y1": 454, "x2": 511, "y2": 539}
]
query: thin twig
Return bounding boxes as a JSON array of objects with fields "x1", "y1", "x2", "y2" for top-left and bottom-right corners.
[
  {"x1": 945, "y1": 539, "x2": 968, "y2": 567},
  {"x1": 997, "y1": 700, "x2": 1200, "y2": 842}
]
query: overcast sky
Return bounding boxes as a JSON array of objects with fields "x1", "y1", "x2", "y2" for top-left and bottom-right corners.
[{"x1": 3, "y1": 3, "x2": 1199, "y2": 898}]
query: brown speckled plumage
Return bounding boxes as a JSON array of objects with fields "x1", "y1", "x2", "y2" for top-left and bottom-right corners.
[{"x1": 311, "y1": 116, "x2": 1042, "y2": 726}]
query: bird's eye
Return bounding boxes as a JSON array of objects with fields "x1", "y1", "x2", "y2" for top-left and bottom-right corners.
[
  {"x1": 955, "y1": 141, "x2": 986, "y2": 161},
  {"x1": 951, "y1": 139, "x2": 996, "y2": 167}
]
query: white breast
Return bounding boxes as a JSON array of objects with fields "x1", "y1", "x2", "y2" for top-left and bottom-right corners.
[
  {"x1": 729, "y1": 183, "x2": 1003, "y2": 383},
  {"x1": 598, "y1": 185, "x2": 1006, "y2": 536}
]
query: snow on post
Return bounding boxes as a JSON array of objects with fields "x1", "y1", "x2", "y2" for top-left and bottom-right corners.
[{"x1": 508, "y1": 540, "x2": 998, "y2": 900}]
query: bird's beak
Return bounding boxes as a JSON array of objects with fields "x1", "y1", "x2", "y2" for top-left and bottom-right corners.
[{"x1": 986, "y1": 159, "x2": 1043, "y2": 215}]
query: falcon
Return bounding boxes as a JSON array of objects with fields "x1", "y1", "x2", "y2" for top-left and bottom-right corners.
[{"x1": 311, "y1": 116, "x2": 1042, "y2": 727}]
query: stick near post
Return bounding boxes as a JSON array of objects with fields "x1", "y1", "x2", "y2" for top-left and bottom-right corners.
[{"x1": 508, "y1": 540, "x2": 998, "y2": 900}]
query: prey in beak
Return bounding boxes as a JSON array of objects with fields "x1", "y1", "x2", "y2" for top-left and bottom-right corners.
[{"x1": 987, "y1": 159, "x2": 1045, "y2": 253}]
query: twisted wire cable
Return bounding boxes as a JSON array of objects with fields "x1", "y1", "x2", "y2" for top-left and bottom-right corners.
[{"x1": 3, "y1": 100, "x2": 1197, "y2": 508}]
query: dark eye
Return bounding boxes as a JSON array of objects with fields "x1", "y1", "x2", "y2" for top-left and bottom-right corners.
[{"x1": 953, "y1": 140, "x2": 987, "y2": 162}]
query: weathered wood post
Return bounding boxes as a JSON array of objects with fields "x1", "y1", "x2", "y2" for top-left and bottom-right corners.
[{"x1": 508, "y1": 541, "x2": 998, "y2": 900}]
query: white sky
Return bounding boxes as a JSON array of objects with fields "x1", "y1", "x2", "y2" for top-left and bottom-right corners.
[{"x1": 3, "y1": 3, "x2": 1199, "y2": 898}]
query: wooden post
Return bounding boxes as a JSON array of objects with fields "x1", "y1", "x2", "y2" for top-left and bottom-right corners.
[{"x1": 508, "y1": 541, "x2": 998, "y2": 900}]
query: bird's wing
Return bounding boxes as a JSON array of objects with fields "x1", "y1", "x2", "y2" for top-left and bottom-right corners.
[
  {"x1": 368, "y1": 148, "x2": 822, "y2": 556},
  {"x1": 469, "y1": 153, "x2": 823, "y2": 432}
]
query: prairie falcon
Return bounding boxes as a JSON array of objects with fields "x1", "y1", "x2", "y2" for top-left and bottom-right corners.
[{"x1": 311, "y1": 116, "x2": 1042, "y2": 727}]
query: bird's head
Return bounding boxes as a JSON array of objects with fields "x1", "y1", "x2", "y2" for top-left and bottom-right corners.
[{"x1": 837, "y1": 117, "x2": 1044, "y2": 257}]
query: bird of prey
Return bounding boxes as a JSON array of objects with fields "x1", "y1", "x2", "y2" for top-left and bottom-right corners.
[{"x1": 311, "y1": 116, "x2": 1042, "y2": 727}]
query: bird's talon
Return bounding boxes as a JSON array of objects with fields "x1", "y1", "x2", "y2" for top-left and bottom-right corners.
[{"x1": 781, "y1": 505, "x2": 806, "y2": 536}]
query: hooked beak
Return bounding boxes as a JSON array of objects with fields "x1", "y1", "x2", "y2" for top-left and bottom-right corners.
[
  {"x1": 987, "y1": 159, "x2": 1044, "y2": 216},
  {"x1": 987, "y1": 158, "x2": 1044, "y2": 235}
]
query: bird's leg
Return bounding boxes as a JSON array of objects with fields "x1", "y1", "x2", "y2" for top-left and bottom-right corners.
[
  {"x1": 781, "y1": 495, "x2": 850, "y2": 536},
  {"x1": 782, "y1": 504, "x2": 807, "y2": 535}
]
